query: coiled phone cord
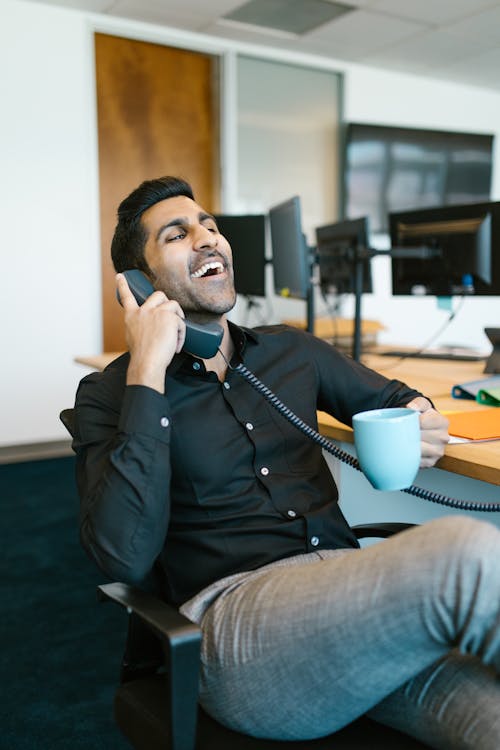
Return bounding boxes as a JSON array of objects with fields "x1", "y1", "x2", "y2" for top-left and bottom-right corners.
[{"x1": 231, "y1": 361, "x2": 500, "y2": 513}]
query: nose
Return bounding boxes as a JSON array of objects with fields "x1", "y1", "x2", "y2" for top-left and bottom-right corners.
[{"x1": 193, "y1": 224, "x2": 217, "y2": 251}]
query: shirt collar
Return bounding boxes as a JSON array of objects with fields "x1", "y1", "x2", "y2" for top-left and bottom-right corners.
[
  {"x1": 228, "y1": 320, "x2": 258, "y2": 355},
  {"x1": 168, "y1": 321, "x2": 258, "y2": 377}
]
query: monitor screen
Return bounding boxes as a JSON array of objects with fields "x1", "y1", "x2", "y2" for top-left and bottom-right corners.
[
  {"x1": 344, "y1": 123, "x2": 494, "y2": 233},
  {"x1": 315, "y1": 217, "x2": 373, "y2": 296},
  {"x1": 214, "y1": 214, "x2": 267, "y2": 297},
  {"x1": 269, "y1": 196, "x2": 310, "y2": 301},
  {"x1": 389, "y1": 201, "x2": 500, "y2": 296}
]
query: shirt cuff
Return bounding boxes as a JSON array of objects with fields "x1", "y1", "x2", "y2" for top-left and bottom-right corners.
[{"x1": 118, "y1": 385, "x2": 171, "y2": 444}]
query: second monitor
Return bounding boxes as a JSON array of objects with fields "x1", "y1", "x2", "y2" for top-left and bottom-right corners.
[
  {"x1": 315, "y1": 217, "x2": 373, "y2": 296},
  {"x1": 269, "y1": 196, "x2": 311, "y2": 301},
  {"x1": 214, "y1": 213, "x2": 267, "y2": 298}
]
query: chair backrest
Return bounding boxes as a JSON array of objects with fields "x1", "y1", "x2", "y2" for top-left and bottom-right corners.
[
  {"x1": 60, "y1": 408, "x2": 76, "y2": 438},
  {"x1": 60, "y1": 406, "x2": 164, "y2": 681}
]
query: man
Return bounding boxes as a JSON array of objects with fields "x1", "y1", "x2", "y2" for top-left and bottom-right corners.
[{"x1": 74, "y1": 176, "x2": 500, "y2": 749}]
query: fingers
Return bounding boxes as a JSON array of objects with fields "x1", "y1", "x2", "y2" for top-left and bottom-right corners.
[
  {"x1": 150, "y1": 296, "x2": 185, "y2": 322},
  {"x1": 405, "y1": 396, "x2": 433, "y2": 413},
  {"x1": 419, "y1": 409, "x2": 450, "y2": 440},
  {"x1": 176, "y1": 318, "x2": 186, "y2": 354},
  {"x1": 419, "y1": 409, "x2": 450, "y2": 467},
  {"x1": 116, "y1": 273, "x2": 139, "y2": 310},
  {"x1": 405, "y1": 399, "x2": 450, "y2": 466},
  {"x1": 116, "y1": 272, "x2": 166, "y2": 310},
  {"x1": 116, "y1": 273, "x2": 185, "y2": 320},
  {"x1": 420, "y1": 442, "x2": 445, "y2": 467}
]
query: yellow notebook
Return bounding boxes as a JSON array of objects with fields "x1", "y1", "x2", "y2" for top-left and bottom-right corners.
[{"x1": 447, "y1": 408, "x2": 500, "y2": 441}]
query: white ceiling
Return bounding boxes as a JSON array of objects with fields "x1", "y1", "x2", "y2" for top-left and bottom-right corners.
[{"x1": 24, "y1": 0, "x2": 500, "y2": 93}]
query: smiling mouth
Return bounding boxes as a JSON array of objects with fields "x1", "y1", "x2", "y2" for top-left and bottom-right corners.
[{"x1": 191, "y1": 261, "x2": 225, "y2": 279}]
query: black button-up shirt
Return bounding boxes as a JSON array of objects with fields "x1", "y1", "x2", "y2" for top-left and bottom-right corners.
[{"x1": 73, "y1": 324, "x2": 422, "y2": 605}]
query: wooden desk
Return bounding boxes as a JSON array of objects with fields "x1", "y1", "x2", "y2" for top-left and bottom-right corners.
[{"x1": 76, "y1": 352, "x2": 500, "y2": 486}]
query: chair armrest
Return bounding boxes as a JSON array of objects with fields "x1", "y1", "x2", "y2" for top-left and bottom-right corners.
[
  {"x1": 351, "y1": 522, "x2": 416, "y2": 539},
  {"x1": 97, "y1": 582, "x2": 200, "y2": 644},
  {"x1": 98, "y1": 582, "x2": 201, "y2": 750}
]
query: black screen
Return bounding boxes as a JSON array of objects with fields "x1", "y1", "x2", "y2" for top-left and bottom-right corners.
[
  {"x1": 390, "y1": 201, "x2": 500, "y2": 296},
  {"x1": 269, "y1": 196, "x2": 310, "y2": 301},
  {"x1": 316, "y1": 217, "x2": 373, "y2": 295},
  {"x1": 215, "y1": 214, "x2": 267, "y2": 297},
  {"x1": 344, "y1": 123, "x2": 493, "y2": 233}
]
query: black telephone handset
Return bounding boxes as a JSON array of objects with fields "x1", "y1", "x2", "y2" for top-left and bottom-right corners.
[{"x1": 117, "y1": 269, "x2": 224, "y2": 359}]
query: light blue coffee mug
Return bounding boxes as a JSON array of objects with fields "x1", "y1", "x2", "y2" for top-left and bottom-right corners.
[{"x1": 352, "y1": 407, "x2": 421, "y2": 491}]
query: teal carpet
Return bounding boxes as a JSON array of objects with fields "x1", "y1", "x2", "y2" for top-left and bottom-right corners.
[{"x1": 1, "y1": 456, "x2": 129, "y2": 749}]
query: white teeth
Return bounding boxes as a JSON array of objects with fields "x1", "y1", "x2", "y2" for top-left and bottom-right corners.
[{"x1": 191, "y1": 261, "x2": 224, "y2": 278}]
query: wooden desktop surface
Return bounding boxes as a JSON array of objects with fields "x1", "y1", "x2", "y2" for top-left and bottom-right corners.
[{"x1": 75, "y1": 352, "x2": 500, "y2": 486}]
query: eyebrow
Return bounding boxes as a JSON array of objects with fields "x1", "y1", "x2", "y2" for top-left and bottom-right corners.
[{"x1": 155, "y1": 212, "x2": 217, "y2": 242}]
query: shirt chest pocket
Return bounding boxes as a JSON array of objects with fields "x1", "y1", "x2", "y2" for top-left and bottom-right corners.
[
  {"x1": 169, "y1": 410, "x2": 262, "y2": 496},
  {"x1": 264, "y1": 400, "x2": 322, "y2": 476}
]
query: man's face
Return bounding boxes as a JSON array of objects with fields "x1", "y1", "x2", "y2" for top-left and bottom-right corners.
[{"x1": 142, "y1": 195, "x2": 236, "y2": 320}]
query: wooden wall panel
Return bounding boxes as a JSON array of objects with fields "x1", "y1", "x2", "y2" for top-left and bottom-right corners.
[{"x1": 94, "y1": 33, "x2": 220, "y2": 351}]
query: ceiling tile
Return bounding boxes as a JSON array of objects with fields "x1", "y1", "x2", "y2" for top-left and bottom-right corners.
[
  {"x1": 446, "y1": 5, "x2": 500, "y2": 44},
  {"x1": 303, "y1": 9, "x2": 425, "y2": 55},
  {"x1": 363, "y1": 28, "x2": 495, "y2": 73},
  {"x1": 324, "y1": 0, "x2": 386, "y2": 6},
  {"x1": 202, "y1": 19, "x2": 298, "y2": 50},
  {"x1": 109, "y1": 1, "x2": 200, "y2": 29},
  {"x1": 110, "y1": 0, "x2": 233, "y2": 30},
  {"x1": 439, "y1": 45, "x2": 500, "y2": 83},
  {"x1": 25, "y1": 0, "x2": 114, "y2": 11},
  {"x1": 109, "y1": 0, "x2": 245, "y2": 29},
  {"x1": 365, "y1": 0, "x2": 497, "y2": 27},
  {"x1": 296, "y1": 36, "x2": 367, "y2": 61}
]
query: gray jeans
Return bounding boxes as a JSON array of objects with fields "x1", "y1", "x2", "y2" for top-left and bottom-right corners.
[{"x1": 180, "y1": 516, "x2": 500, "y2": 749}]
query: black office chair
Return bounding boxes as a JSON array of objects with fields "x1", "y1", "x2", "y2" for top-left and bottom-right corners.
[{"x1": 60, "y1": 408, "x2": 430, "y2": 750}]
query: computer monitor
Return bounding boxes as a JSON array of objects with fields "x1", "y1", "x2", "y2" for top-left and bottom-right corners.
[
  {"x1": 344, "y1": 122, "x2": 493, "y2": 233},
  {"x1": 214, "y1": 214, "x2": 267, "y2": 298},
  {"x1": 315, "y1": 217, "x2": 373, "y2": 296},
  {"x1": 269, "y1": 196, "x2": 311, "y2": 301},
  {"x1": 389, "y1": 201, "x2": 500, "y2": 296}
]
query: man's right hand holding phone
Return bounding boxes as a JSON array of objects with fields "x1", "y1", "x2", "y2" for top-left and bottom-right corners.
[{"x1": 116, "y1": 273, "x2": 186, "y2": 394}]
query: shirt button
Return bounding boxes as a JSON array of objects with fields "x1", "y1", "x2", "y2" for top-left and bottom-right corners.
[
  {"x1": 160, "y1": 417, "x2": 169, "y2": 428},
  {"x1": 192, "y1": 361, "x2": 201, "y2": 371},
  {"x1": 245, "y1": 422, "x2": 254, "y2": 431},
  {"x1": 310, "y1": 536, "x2": 320, "y2": 547},
  {"x1": 223, "y1": 381, "x2": 231, "y2": 390},
  {"x1": 287, "y1": 509, "x2": 297, "y2": 518},
  {"x1": 260, "y1": 467, "x2": 270, "y2": 476}
]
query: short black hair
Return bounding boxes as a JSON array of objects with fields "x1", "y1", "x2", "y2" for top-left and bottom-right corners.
[{"x1": 110, "y1": 176, "x2": 195, "y2": 273}]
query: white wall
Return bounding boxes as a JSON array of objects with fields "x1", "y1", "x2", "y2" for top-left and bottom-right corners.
[
  {"x1": 1, "y1": 0, "x2": 102, "y2": 446},
  {"x1": 2, "y1": 0, "x2": 500, "y2": 446}
]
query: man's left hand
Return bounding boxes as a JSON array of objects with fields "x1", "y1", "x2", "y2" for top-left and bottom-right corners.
[{"x1": 405, "y1": 397, "x2": 450, "y2": 468}]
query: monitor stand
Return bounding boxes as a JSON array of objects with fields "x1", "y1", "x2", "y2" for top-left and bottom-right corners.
[{"x1": 484, "y1": 327, "x2": 500, "y2": 373}]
